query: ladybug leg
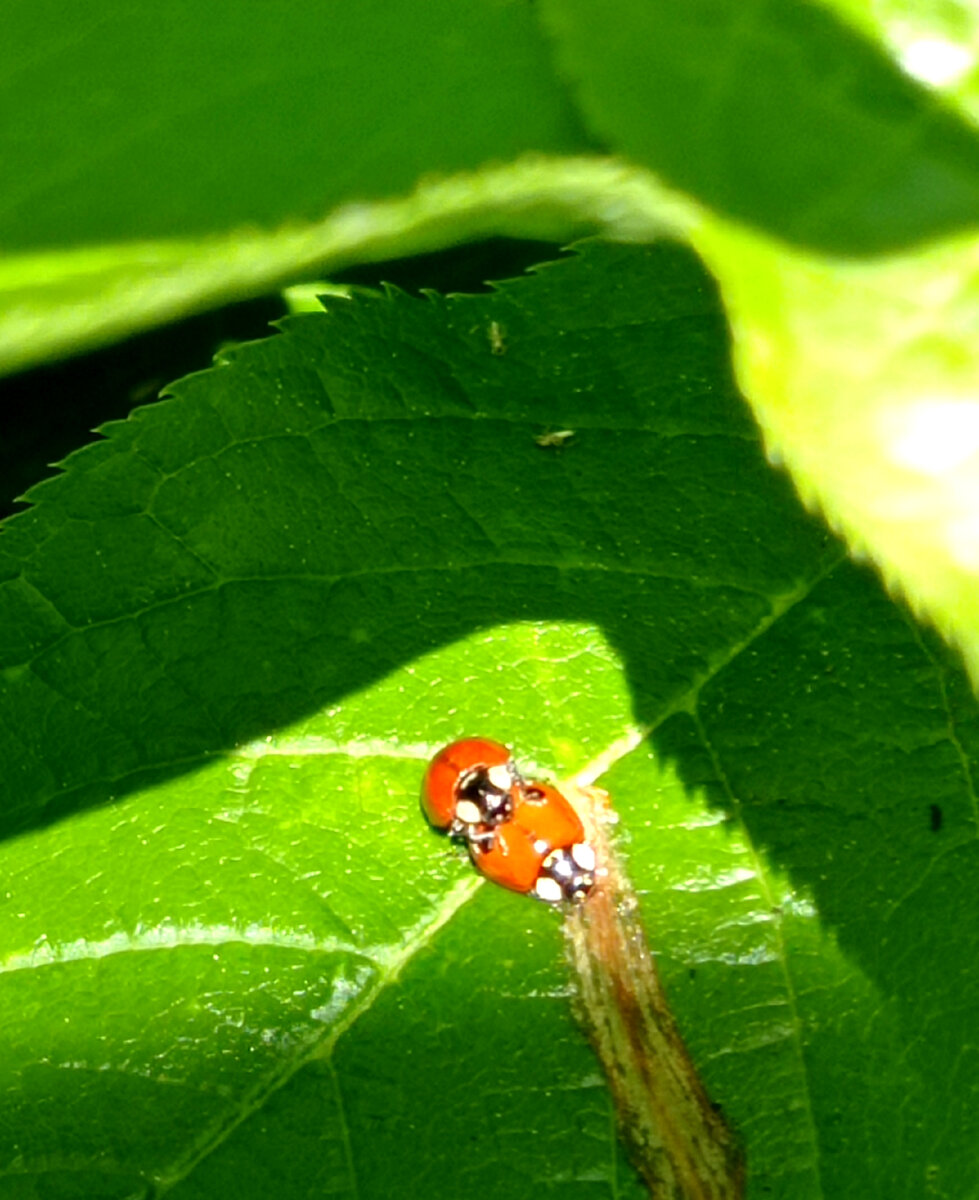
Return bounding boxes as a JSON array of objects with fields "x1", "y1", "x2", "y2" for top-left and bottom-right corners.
[{"x1": 465, "y1": 825, "x2": 498, "y2": 851}]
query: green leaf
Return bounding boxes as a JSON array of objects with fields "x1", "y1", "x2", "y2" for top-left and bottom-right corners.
[
  {"x1": 0, "y1": 0, "x2": 589, "y2": 375},
  {"x1": 535, "y1": 0, "x2": 979, "y2": 685},
  {"x1": 538, "y1": 0, "x2": 979, "y2": 253},
  {"x1": 691, "y1": 220, "x2": 979, "y2": 687},
  {"x1": 0, "y1": 157, "x2": 680, "y2": 379},
  {"x1": 817, "y1": 0, "x2": 979, "y2": 121},
  {"x1": 1, "y1": 241, "x2": 976, "y2": 1197},
  {"x1": 2, "y1": 2, "x2": 584, "y2": 250}
]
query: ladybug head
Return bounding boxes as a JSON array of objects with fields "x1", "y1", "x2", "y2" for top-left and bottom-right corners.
[
  {"x1": 453, "y1": 762, "x2": 516, "y2": 828},
  {"x1": 535, "y1": 844, "x2": 596, "y2": 904}
]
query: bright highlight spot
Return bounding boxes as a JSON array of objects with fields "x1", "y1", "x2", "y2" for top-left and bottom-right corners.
[
  {"x1": 899, "y1": 37, "x2": 973, "y2": 88},
  {"x1": 882, "y1": 399, "x2": 979, "y2": 571},
  {"x1": 887, "y1": 399, "x2": 979, "y2": 475}
]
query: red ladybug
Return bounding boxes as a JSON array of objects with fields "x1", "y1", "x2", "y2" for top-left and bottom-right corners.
[
  {"x1": 469, "y1": 781, "x2": 596, "y2": 904},
  {"x1": 422, "y1": 738, "x2": 520, "y2": 836}
]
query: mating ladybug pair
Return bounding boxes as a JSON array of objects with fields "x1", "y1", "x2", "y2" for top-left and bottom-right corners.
[{"x1": 422, "y1": 738, "x2": 597, "y2": 904}]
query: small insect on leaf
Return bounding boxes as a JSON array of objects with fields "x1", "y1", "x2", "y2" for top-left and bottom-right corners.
[
  {"x1": 488, "y1": 321, "x2": 507, "y2": 356},
  {"x1": 535, "y1": 429, "x2": 575, "y2": 450}
]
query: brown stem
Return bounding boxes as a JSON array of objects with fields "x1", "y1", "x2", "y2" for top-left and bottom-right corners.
[{"x1": 563, "y1": 784, "x2": 745, "y2": 1200}]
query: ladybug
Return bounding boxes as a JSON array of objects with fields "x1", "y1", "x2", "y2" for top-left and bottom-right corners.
[
  {"x1": 469, "y1": 780, "x2": 596, "y2": 904},
  {"x1": 422, "y1": 738, "x2": 521, "y2": 837}
]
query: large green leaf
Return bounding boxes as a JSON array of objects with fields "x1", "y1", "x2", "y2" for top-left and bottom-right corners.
[
  {"x1": 0, "y1": 0, "x2": 590, "y2": 375},
  {"x1": 534, "y1": 0, "x2": 979, "y2": 686},
  {"x1": 1, "y1": 241, "x2": 976, "y2": 1198}
]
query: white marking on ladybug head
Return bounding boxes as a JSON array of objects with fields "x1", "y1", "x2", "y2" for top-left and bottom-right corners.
[
  {"x1": 571, "y1": 842, "x2": 596, "y2": 872},
  {"x1": 486, "y1": 764, "x2": 512, "y2": 790},
  {"x1": 455, "y1": 800, "x2": 482, "y2": 825},
  {"x1": 533, "y1": 838, "x2": 550, "y2": 856},
  {"x1": 542, "y1": 851, "x2": 573, "y2": 878},
  {"x1": 534, "y1": 876, "x2": 564, "y2": 903}
]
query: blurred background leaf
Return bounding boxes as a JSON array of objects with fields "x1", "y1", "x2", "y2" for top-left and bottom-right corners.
[
  {"x1": 0, "y1": 0, "x2": 592, "y2": 374},
  {"x1": 539, "y1": 0, "x2": 979, "y2": 253},
  {"x1": 1, "y1": 1, "x2": 587, "y2": 248}
]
